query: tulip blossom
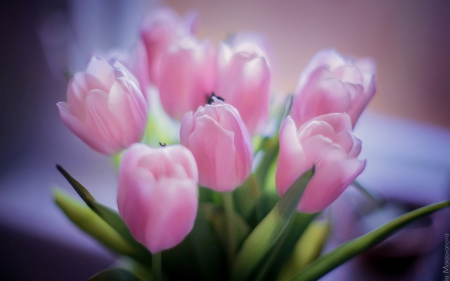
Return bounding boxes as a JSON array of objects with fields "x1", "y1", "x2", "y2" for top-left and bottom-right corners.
[
  {"x1": 141, "y1": 7, "x2": 198, "y2": 86},
  {"x1": 57, "y1": 57, "x2": 148, "y2": 155},
  {"x1": 276, "y1": 114, "x2": 366, "y2": 213},
  {"x1": 117, "y1": 143, "x2": 198, "y2": 253},
  {"x1": 100, "y1": 40, "x2": 150, "y2": 100},
  {"x1": 215, "y1": 34, "x2": 271, "y2": 135},
  {"x1": 180, "y1": 100, "x2": 253, "y2": 192},
  {"x1": 159, "y1": 36, "x2": 216, "y2": 120},
  {"x1": 290, "y1": 49, "x2": 376, "y2": 127}
]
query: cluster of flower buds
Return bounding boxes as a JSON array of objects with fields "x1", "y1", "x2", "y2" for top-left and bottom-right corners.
[{"x1": 57, "y1": 7, "x2": 375, "y2": 253}]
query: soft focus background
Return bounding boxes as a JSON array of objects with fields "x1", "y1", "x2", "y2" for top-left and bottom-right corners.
[{"x1": 0, "y1": 0, "x2": 449, "y2": 280}]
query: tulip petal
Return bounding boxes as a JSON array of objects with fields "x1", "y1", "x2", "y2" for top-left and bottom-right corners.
[
  {"x1": 67, "y1": 73, "x2": 106, "y2": 119},
  {"x1": 145, "y1": 177, "x2": 198, "y2": 253},
  {"x1": 300, "y1": 135, "x2": 334, "y2": 167},
  {"x1": 299, "y1": 158, "x2": 366, "y2": 213},
  {"x1": 85, "y1": 90, "x2": 122, "y2": 153},
  {"x1": 117, "y1": 143, "x2": 149, "y2": 210},
  {"x1": 331, "y1": 65, "x2": 363, "y2": 85},
  {"x1": 120, "y1": 167, "x2": 156, "y2": 245},
  {"x1": 57, "y1": 102, "x2": 110, "y2": 154},
  {"x1": 307, "y1": 78, "x2": 352, "y2": 120},
  {"x1": 86, "y1": 56, "x2": 116, "y2": 90},
  {"x1": 333, "y1": 131, "x2": 362, "y2": 157},
  {"x1": 276, "y1": 117, "x2": 307, "y2": 195},
  {"x1": 180, "y1": 111, "x2": 195, "y2": 144},
  {"x1": 167, "y1": 145, "x2": 199, "y2": 181},
  {"x1": 159, "y1": 42, "x2": 197, "y2": 120},
  {"x1": 304, "y1": 113, "x2": 352, "y2": 133},
  {"x1": 117, "y1": 143, "x2": 199, "y2": 253},
  {"x1": 347, "y1": 74, "x2": 376, "y2": 127},
  {"x1": 108, "y1": 77, "x2": 147, "y2": 146},
  {"x1": 297, "y1": 120, "x2": 335, "y2": 142},
  {"x1": 209, "y1": 102, "x2": 253, "y2": 181},
  {"x1": 187, "y1": 115, "x2": 237, "y2": 191}
]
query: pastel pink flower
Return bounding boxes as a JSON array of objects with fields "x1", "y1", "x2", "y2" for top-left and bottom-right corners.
[
  {"x1": 215, "y1": 34, "x2": 271, "y2": 135},
  {"x1": 57, "y1": 57, "x2": 148, "y2": 155},
  {"x1": 100, "y1": 40, "x2": 150, "y2": 101},
  {"x1": 159, "y1": 36, "x2": 216, "y2": 120},
  {"x1": 141, "y1": 8, "x2": 198, "y2": 86},
  {"x1": 291, "y1": 49, "x2": 376, "y2": 128},
  {"x1": 276, "y1": 114, "x2": 366, "y2": 213},
  {"x1": 117, "y1": 143, "x2": 198, "y2": 253},
  {"x1": 180, "y1": 100, "x2": 253, "y2": 192}
]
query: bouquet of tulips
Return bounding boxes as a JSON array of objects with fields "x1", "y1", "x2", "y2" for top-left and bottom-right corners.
[{"x1": 53, "y1": 7, "x2": 450, "y2": 281}]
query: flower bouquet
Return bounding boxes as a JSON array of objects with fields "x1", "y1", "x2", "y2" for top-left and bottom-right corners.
[{"x1": 53, "y1": 7, "x2": 450, "y2": 281}]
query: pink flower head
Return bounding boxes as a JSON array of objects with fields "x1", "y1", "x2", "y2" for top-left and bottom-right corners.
[
  {"x1": 180, "y1": 100, "x2": 253, "y2": 192},
  {"x1": 117, "y1": 143, "x2": 198, "y2": 253},
  {"x1": 215, "y1": 34, "x2": 271, "y2": 135},
  {"x1": 57, "y1": 57, "x2": 148, "y2": 155},
  {"x1": 276, "y1": 114, "x2": 366, "y2": 213},
  {"x1": 141, "y1": 7, "x2": 198, "y2": 86},
  {"x1": 291, "y1": 49, "x2": 376, "y2": 128},
  {"x1": 100, "y1": 40, "x2": 150, "y2": 101},
  {"x1": 159, "y1": 36, "x2": 216, "y2": 120}
]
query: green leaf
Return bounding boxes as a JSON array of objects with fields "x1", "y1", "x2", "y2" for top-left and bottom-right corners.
[
  {"x1": 56, "y1": 165, "x2": 152, "y2": 264},
  {"x1": 93, "y1": 203, "x2": 152, "y2": 263},
  {"x1": 277, "y1": 220, "x2": 329, "y2": 281},
  {"x1": 231, "y1": 168, "x2": 315, "y2": 281},
  {"x1": 352, "y1": 180, "x2": 381, "y2": 207},
  {"x1": 54, "y1": 189, "x2": 135, "y2": 257},
  {"x1": 163, "y1": 203, "x2": 226, "y2": 281},
  {"x1": 254, "y1": 212, "x2": 317, "y2": 281},
  {"x1": 203, "y1": 199, "x2": 251, "y2": 262},
  {"x1": 233, "y1": 175, "x2": 261, "y2": 220},
  {"x1": 114, "y1": 257, "x2": 152, "y2": 281},
  {"x1": 87, "y1": 268, "x2": 141, "y2": 281},
  {"x1": 111, "y1": 150, "x2": 125, "y2": 170},
  {"x1": 254, "y1": 135, "x2": 280, "y2": 190},
  {"x1": 56, "y1": 165, "x2": 97, "y2": 210},
  {"x1": 254, "y1": 192, "x2": 280, "y2": 227},
  {"x1": 291, "y1": 200, "x2": 450, "y2": 281}
]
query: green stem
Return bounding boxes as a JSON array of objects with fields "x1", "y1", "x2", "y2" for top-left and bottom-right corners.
[
  {"x1": 255, "y1": 135, "x2": 280, "y2": 189},
  {"x1": 152, "y1": 252, "x2": 162, "y2": 281},
  {"x1": 222, "y1": 192, "x2": 236, "y2": 265},
  {"x1": 352, "y1": 180, "x2": 381, "y2": 206}
]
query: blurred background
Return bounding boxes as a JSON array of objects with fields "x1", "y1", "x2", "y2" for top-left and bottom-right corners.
[{"x1": 0, "y1": 0, "x2": 449, "y2": 280}]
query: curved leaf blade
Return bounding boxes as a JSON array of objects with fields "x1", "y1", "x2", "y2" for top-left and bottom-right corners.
[
  {"x1": 291, "y1": 200, "x2": 450, "y2": 281},
  {"x1": 54, "y1": 189, "x2": 135, "y2": 257},
  {"x1": 232, "y1": 168, "x2": 315, "y2": 281},
  {"x1": 56, "y1": 165, "x2": 152, "y2": 263}
]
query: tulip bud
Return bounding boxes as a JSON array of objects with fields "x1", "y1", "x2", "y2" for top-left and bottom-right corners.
[
  {"x1": 57, "y1": 57, "x2": 148, "y2": 155},
  {"x1": 180, "y1": 100, "x2": 253, "y2": 192},
  {"x1": 215, "y1": 36, "x2": 271, "y2": 135},
  {"x1": 159, "y1": 37, "x2": 216, "y2": 120},
  {"x1": 276, "y1": 114, "x2": 366, "y2": 213},
  {"x1": 99, "y1": 40, "x2": 150, "y2": 101},
  {"x1": 291, "y1": 49, "x2": 376, "y2": 128},
  {"x1": 141, "y1": 8, "x2": 198, "y2": 86},
  {"x1": 117, "y1": 143, "x2": 198, "y2": 253}
]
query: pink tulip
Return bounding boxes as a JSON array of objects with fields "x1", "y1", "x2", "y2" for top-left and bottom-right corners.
[
  {"x1": 141, "y1": 8, "x2": 198, "y2": 86},
  {"x1": 276, "y1": 114, "x2": 366, "y2": 213},
  {"x1": 215, "y1": 34, "x2": 271, "y2": 135},
  {"x1": 100, "y1": 40, "x2": 150, "y2": 101},
  {"x1": 117, "y1": 143, "x2": 198, "y2": 253},
  {"x1": 159, "y1": 36, "x2": 216, "y2": 120},
  {"x1": 180, "y1": 100, "x2": 253, "y2": 191},
  {"x1": 57, "y1": 57, "x2": 148, "y2": 155},
  {"x1": 291, "y1": 49, "x2": 376, "y2": 127}
]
